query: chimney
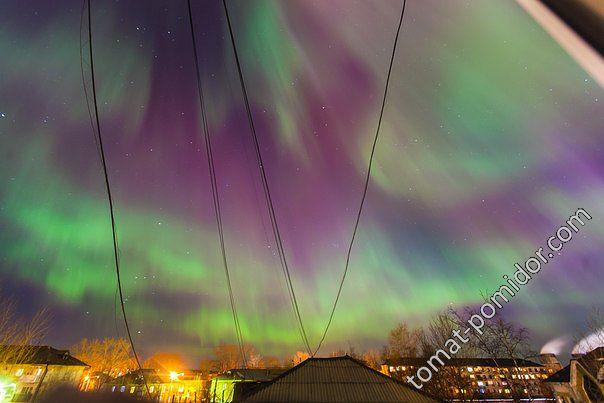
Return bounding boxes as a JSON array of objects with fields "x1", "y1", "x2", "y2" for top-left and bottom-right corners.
[{"x1": 539, "y1": 353, "x2": 562, "y2": 372}]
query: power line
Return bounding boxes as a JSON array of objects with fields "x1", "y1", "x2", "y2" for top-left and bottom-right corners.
[
  {"x1": 85, "y1": 0, "x2": 150, "y2": 396},
  {"x1": 79, "y1": 0, "x2": 100, "y2": 156},
  {"x1": 79, "y1": 0, "x2": 122, "y2": 348},
  {"x1": 222, "y1": 0, "x2": 312, "y2": 355},
  {"x1": 313, "y1": 0, "x2": 408, "y2": 356},
  {"x1": 186, "y1": 0, "x2": 247, "y2": 368}
]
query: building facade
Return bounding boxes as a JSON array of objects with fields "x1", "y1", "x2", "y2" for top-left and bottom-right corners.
[
  {"x1": 383, "y1": 357, "x2": 555, "y2": 401},
  {"x1": 545, "y1": 347, "x2": 604, "y2": 402},
  {"x1": 209, "y1": 368, "x2": 285, "y2": 403},
  {"x1": 106, "y1": 368, "x2": 207, "y2": 402},
  {"x1": 0, "y1": 345, "x2": 88, "y2": 401}
]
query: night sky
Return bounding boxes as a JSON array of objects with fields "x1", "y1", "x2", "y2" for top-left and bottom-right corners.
[{"x1": 1, "y1": 0, "x2": 603, "y2": 363}]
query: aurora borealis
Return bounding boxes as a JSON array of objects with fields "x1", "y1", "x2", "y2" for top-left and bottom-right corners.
[{"x1": 1, "y1": 0, "x2": 603, "y2": 362}]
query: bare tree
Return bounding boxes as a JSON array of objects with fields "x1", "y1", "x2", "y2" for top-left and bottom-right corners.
[
  {"x1": 210, "y1": 343, "x2": 263, "y2": 371},
  {"x1": 144, "y1": 352, "x2": 185, "y2": 372},
  {"x1": 291, "y1": 351, "x2": 309, "y2": 366},
  {"x1": 419, "y1": 310, "x2": 476, "y2": 401},
  {"x1": 199, "y1": 357, "x2": 220, "y2": 374},
  {"x1": 71, "y1": 337, "x2": 135, "y2": 388},
  {"x1": 384, "y1": 322, "x2": 423, "y2": 360},
  {"x1": 574, "y1": 307, "x2": 604, "y2": 354},
  {"x1": 0, "y1": 290, "x2": 49, "y2": 366},
  {"x1": 212, "y1": 344, "x2": 240, "y2": 372},
  {"x1": 261, "y1": 356, "x2": 282, "y2": 368},
  {"x1": 244, "y1": 344, "x2": 263, "y2": 368},
  {"x1": 362, "y1": 349, "x2": 382, "y2": 370},
  {"x1": 457, "y1": 302, "x2": 538, "y2": 401}
]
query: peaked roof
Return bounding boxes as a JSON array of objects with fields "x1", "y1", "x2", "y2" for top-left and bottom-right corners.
[
  {"x1": 0, "y1": 345, "x2": 88, "y2": 366},
  {"x1": 241, "y1": 355, "x2": 438, "y2": 402},
  {"x1": 544, "y1": 364, "x2": 571, "y2": 383}
]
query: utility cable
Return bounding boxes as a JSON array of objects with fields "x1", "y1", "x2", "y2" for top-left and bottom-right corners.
[
  {"x1": 222, "y1": 0, "x2": 312, "y2": 355},
  {"x1": 85, "y1": 0, "x2": 150, "y2": 396},
  {"x1": 187, "y1": 0, "x2": 248, "y2": 368},
  {"x1": 313, "y1": 0, "x2": 408, "y2": 356}
]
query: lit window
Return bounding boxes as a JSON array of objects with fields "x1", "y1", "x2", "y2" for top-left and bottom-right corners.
[
  {"x1": 149, "y1": 386, "x2": 155, "y2": 393},
  {"x1": 505, "y1": 388, "x2": 511, "y2": 393},
  {"x1": 477, "y1": 381, "x2": 484, "y2": 386},
  {"x1": 130, "y1": 386, "x2": 135, "y2": 394},
  {"x1": 111, "y1": 386, "x2": 116, "y2": 392},
  {"x1": 120, "y1": 386, "x2": 126, "y2": 393},
  {"x1": 15, "y1": 369, "x2": 23, "y2": 376},
  {"x1": 467, "y1": 367, "x2": 473, "y2": 372}
]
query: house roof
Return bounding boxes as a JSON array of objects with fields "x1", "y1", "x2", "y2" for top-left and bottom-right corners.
[
  {"x1": 385, "y1": 357, "x2": 543, "y2": 368},
  {"x1": 240, "y1": 356, "x2": 439, "y2": 402},
  {"x1": 544, "y1": 364, "x2": 571, "y2": 383},
  {"x1": 0, "y1": 345, "x2": 88, "y2": 367}
]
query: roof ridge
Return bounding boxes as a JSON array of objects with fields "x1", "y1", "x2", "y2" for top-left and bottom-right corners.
[{"x1": 240, "y1": 355, "x2": 440, "y2": 402}]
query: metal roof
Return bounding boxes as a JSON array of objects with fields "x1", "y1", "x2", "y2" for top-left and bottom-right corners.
[{"x1": 240, "y1": 356, "x2": 439, "y2": 402}]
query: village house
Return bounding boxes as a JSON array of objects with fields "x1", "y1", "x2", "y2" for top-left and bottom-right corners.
[
  {"x1": 209, "y1": 368, "x2": 285, "y2": 403},
  {"x1": 105, "y1": 368, "x2": 207, "y2": 402},
  {"x1": 0, "y1": 345, "x2": 88, "y2": 401}
]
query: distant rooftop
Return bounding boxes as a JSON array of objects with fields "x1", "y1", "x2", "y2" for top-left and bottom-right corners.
[
  {"x1": 109, "y1": 368, "x2": 204, "y2": 384},
  {"x1": 385, "y1": 356, "x2": 543, "y2": 368},
  {"x1": 214, "y1": 368, "x2": 285, "y2": 382}
]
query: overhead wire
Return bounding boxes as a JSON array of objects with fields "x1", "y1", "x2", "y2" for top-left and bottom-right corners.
[
  {"x1": 79, "y1": 0, "x2": 100, "y2": 155},
  {"x1": 186, "y1": 0, "x2": 248, "y2": 368},
  {"x1": 80, "y1": 0, "x2": 124, "y2": 357},
  {"x1": 84, "y1": 0, "x2": 150, "y2": 395},
  {"x1": 313, "y1": 0, "x2": 408, "y2": 356},
  {"x1": 222, "y1": 0, "x2": 312, "y2": 355}
]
